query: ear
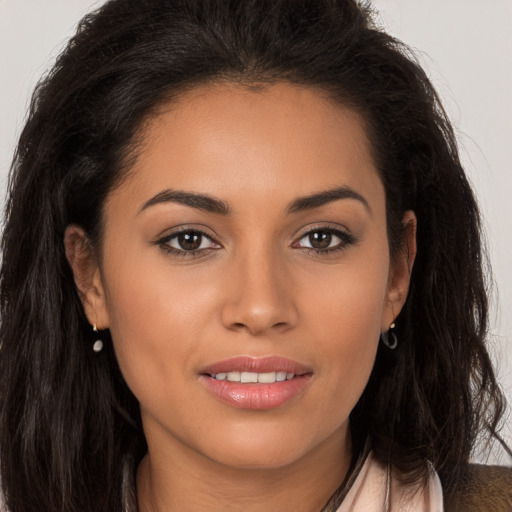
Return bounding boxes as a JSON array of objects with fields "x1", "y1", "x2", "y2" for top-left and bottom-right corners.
[
  {"x1": 64, "y1": 225, "x2": 110, "y2": 329},
  {"x1": 381, "y1": 211, "x2": 417, "y2": 330}
]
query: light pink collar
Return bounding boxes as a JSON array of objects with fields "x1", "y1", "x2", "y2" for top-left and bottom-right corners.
[{"x1": 336, "y1": 452, "x2": 443, "y2": 511}]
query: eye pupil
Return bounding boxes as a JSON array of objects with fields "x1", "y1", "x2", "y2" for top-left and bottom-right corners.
[
  {"x1": 178, "y1": 232, "x2": 202, "y2": 251},
  {"x1": 309, "y1": 231, "x2": 332, "y2": 249}
]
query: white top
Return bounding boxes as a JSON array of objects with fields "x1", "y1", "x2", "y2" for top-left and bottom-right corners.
[{"x1": 336, "y1": 452, "x2": 443, "y2": 511}]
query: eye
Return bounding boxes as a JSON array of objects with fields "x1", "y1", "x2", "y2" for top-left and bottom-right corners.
[
  {"x1": 293, "y1": 227, "x2": 354, "y2": 253},
  {"x1": 156, "y1": 229, "x2": 220, "y2": 255}
]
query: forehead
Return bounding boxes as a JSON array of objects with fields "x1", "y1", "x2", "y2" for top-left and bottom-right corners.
[{"x1": 109, "y1": 81, "x2": 383, "y2": 213}]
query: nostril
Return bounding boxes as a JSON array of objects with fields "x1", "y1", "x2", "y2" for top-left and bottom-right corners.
[{"x1": 228, "y1": 320, "x2": 290, "y2": 334}]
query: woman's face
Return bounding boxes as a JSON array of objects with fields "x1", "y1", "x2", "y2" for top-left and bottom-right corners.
[{"x1": 73, "y1": 82, "x2": 413, "y2": 470}]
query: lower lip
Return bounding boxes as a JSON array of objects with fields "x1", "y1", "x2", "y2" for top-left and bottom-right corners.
[{"x1": 200, "y1": 374, "x2": 312, "y2": 409}]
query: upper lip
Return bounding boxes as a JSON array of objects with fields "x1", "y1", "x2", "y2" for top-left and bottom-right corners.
[{"x1": 201, "y1": 356, "x2": 312, "y2": 376}]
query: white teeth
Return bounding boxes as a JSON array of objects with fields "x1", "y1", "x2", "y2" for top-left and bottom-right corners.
[
  {"x1": 240, "y1": 371, "x2": 258, "y2": 383},
  {"x1": 226, "y1": 371, "x2": 241, "y2": 382},
  {"x1": 257, "y1": 372, "x2": 277, "y2": 383},
  {"x1": 212, "y1": 371, "x2": 296, "y2": 382}
]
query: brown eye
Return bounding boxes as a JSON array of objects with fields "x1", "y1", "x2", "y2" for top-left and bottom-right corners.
[
  {"x1": 308, "y1": 231, "x2": 332, "y2": 249},
  {"x1": 294, "y1": 227, "x2": 354, "y2": 253},
  {"x1": 159, "y1": 229, "x2": 220, "y2": 253},
  {"x1": 176, "y1": 232, "x2": 203, "y2": 251}
]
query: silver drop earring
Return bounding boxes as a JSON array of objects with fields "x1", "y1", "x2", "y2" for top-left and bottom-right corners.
[
  {"x1": 381, "y1": 322, "x2": 398, "y2": 350},
  {"x1": 92, "y1": 324, "x2": 104, "y2": 353}
]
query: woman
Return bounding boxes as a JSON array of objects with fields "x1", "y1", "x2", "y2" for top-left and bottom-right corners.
[{"x1": 0, "y1": 1, "x2": 510, "y2": 511}]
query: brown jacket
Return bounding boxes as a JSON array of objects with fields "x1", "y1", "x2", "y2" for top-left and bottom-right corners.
[{"x1": 443, "y1": 464, "x2": 512, "y2": 511}]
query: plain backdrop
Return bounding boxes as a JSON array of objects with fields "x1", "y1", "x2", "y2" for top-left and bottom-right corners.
[{"x1": 1, "y1": 0, "x2": 511, "y2": 461}]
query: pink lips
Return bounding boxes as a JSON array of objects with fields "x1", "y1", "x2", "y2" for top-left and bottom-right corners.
[{"x1": 200, "y1": 356, "x2": 313, "y2": 410}]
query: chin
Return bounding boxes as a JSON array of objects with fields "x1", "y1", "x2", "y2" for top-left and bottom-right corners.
[
  {"x1": 208, "y1": 445, "x2": 304, "y2": 471},
  {"x1": 197, "y1": 422, "x2": 328, "y2": 471},
  {"x1": 194, "y1": 428, "x2": 306, "y2": 469}
]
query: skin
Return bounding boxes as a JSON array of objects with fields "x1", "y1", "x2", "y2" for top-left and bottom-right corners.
[{"x1": 65, "y1": 82, "x2": 416, "y2": 512}]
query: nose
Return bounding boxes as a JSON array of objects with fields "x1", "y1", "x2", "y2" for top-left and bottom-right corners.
[{"x1": 220, "y1": 247, "x2": 298, "y2": 336}]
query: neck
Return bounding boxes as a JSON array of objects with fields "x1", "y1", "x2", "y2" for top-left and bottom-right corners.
[{"x1": 137, "y1": 427, "x2": 351, "y2": 512}]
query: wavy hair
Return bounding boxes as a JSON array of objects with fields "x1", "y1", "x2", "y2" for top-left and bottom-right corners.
[{"x1": 0, "y1": 1, "x2": 508, "y2": 510}]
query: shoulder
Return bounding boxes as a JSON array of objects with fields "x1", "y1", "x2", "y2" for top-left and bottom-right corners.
[{"x1": 443, "y1": 464, "x2": 512, "y2": 512}]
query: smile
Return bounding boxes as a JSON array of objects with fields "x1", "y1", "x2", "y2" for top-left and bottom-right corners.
[{"x1": 200, "y1": 356, "x2": 313, "y2": 409}]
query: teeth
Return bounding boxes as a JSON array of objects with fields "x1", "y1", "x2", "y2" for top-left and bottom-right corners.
[
  {"x1": 226, "y1": 371, "x2": 241, "y2": 382},
  {"x1": 241, "y1": 371, "x2": 258, "y2": 383},
  {"x1": 212, "y1": 371, "x2": 296, "y2": 383},
  {"x1": 257, "y1": 372, "x2": 277, "y2": 383}
]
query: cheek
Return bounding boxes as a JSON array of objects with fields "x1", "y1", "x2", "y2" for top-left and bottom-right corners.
[
  {"x1": 100, "y1": 250, "x2": 195, "y2": 401},
  {"x1": 100, "y1": 247, "x2": 229, "y2": 412},
  {"x1": 302, "y1": 254, "x2": 389, "y2": 404},
  {"x1": 305, "y1": 247, "x2": 389, "y2": 336}
]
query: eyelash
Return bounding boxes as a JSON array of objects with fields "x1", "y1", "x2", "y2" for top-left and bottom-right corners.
[
  {"x1": 155, "y1": 226, "x2": 356, "y2": 258},
  {"x1": 293, "y1": 226, "x2": 356, "y2": 255},
  {"x1": 156, "y1": 227, "x2": 220, "y2": 259}
]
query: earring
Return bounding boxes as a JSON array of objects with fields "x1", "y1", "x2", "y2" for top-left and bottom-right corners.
[
  {"x1": 381, "y1": 322, "x2": 398, "y2": 350},
  {"x1": 92, "y1": 324, "x2": 104, "y2": 353}
]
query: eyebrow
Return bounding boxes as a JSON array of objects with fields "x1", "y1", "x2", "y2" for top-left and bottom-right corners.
[
  {"x1": 139, "y1": 185, "x2": 371, "y2": 217},
  {"x1": 139, "y1": 189, "x2": 231, "y2": 215},
  {"x1": 287, "y1": 186, "x2": 372, "y2": 215}
]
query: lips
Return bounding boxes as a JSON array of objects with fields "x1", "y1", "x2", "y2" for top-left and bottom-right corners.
[
  {"x1": 201, "y1": 355, "x2": 312, "y2": 376},
  {"x1": 200, "y1": 356, "x2": 313, "y2": 409}
]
